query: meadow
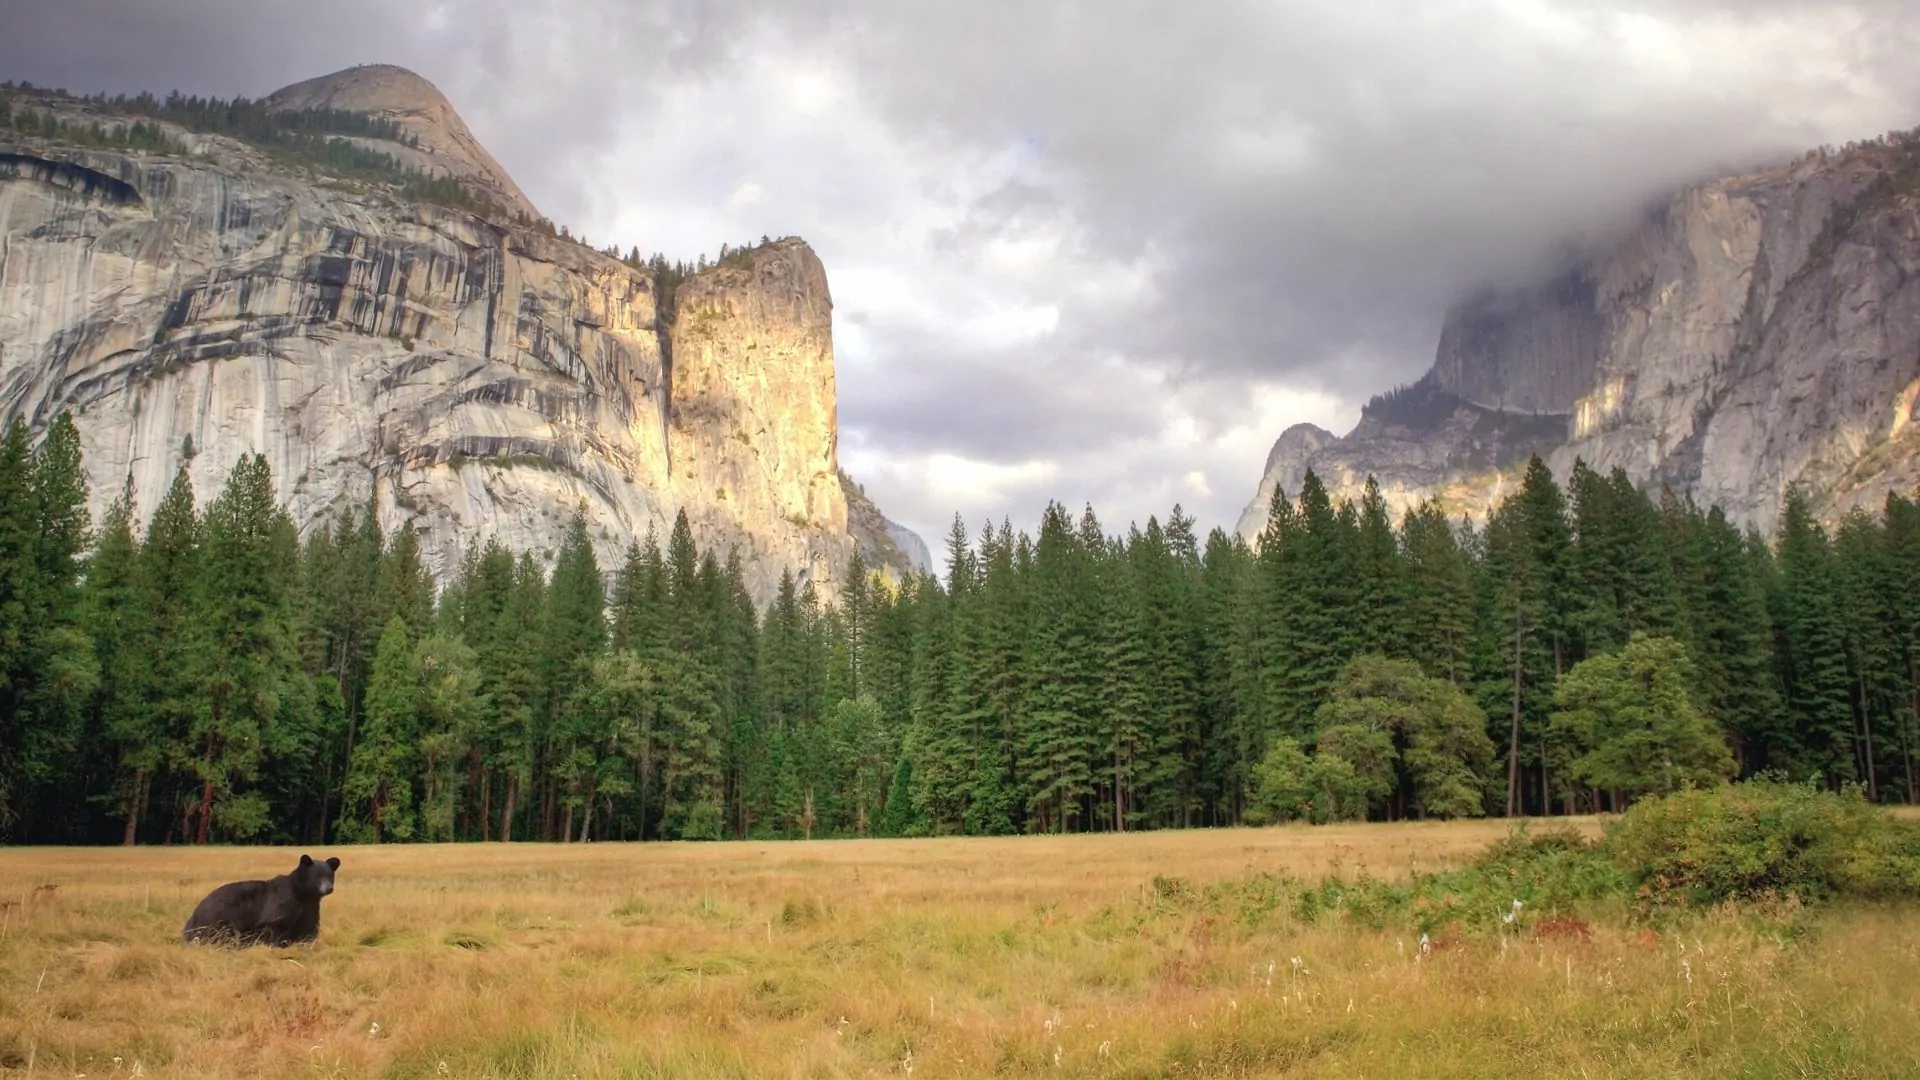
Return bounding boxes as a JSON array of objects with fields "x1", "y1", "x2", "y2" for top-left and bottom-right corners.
[{"x1": 3, "y1": 817, "x2": 1918, "y2": 1079}]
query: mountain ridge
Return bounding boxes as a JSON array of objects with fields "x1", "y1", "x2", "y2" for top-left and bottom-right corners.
[
  {"x1": 0, "y1": 64, "x2": 926, "y2": 604},
  {"x1": 1239, "y1": 126, "x2": 1920, "y2": 541}
]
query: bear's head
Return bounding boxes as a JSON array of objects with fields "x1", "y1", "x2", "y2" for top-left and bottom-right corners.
[{"x1": 291, "y1": 853, "x2": 340, "y2": 899}]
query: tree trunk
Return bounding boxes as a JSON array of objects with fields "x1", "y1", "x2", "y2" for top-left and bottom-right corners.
[
  {"x1": 478, "y1": 769, "x2": 492, "y2": 842},
  {"x1": 375, "y1": 781, "x2": 390, "y2": 844},
  {"x1": 500, "y1": 776, "x2": 517, "y2": 842},
  {"x1": 122, "y1": 769, "x2": 147, "y2": 845},
  {"x1": 1861, "y1": 690, "x2": 1879, "y2": 803},
  {"x1": 579, "y1": 774, "x2": 598, "y2": 842},
  {"x1": 1908, "y1": 656, "x2": 1920, "y2": 804},
  {"x1": 1506, "y1": 605, "x2": 1524, "y2": 817},
  {"x1": 195, "y1": 778, "x2": 214, "y2": 845}
]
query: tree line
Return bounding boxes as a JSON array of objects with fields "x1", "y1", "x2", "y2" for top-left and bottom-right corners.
[
  {"x1": 1, "y1": 83, "x2": 506, "y2": 220},
  {"x1": 1, "y1": 414, "x2": 1915, "y2": 845}
]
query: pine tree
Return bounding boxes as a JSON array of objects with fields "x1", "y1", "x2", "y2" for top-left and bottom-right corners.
[
  {"x1": 140, "y1": 467, "x2": 203, "y2": 843},
  {"x1": 83, "y1": 478, "x2": 154, "y2": 842},
  {"x1": 1477, "y1": 456, "x2": 1573, "y2": 816},
  {"x1": 343, "y1": 616, "x2": 419, "y2": 841},
  {"x1": 902, "y1": 522, "x2": 975, "y2": 834},
  {"x1": 187, "y1": 453, "x2": 305, "y2": 842},
  {"x1": 654, "y1": 515, "x2": 725, "y2": 839},
  {"x1": 1262, "y1": 471, "x2": 1357, "y2": 739},
  {"x1": 1100, "y1": 530, "x2": 1153, "y2": 831},
  {"x1": 0, "y1": 420, "x2": 34, "y2": 832},
  {"x1": 1566, "y1": 459, "x2": 1624, "y2": 656},
  {"x1": 1663, "y1": 497, "x2": 1784, "y2": 775},
  {"x1": 1399, "y1": 501, "x2": 1476, "y2": 686},
  {"x1": 1883, "y1": 493, "x2": 1920, "y2": 802},
  {"x1": 543, "y1": 504, "x2": 607, "y2": 841},
  {"x1": 1351, "y1": 477, "x2": 1408, "y2": 657},
  {"x1": 413, "y1": 630, "x2": 483, "y2": 841},
  {"x1": 0, "y1": 416, "x2": 99, "y2": 838},
  {"x1": 1835, "y1": 507, "x2": 1902, "y2": 800},
  {"x1": 1021, "y1": 504, "x2": 1101, "y2": 831},
  {"x1": 1771, "y1": 487, "x2": 1857, "y2": 785},
  {"x1": 1198, "y1": 528, "x2": 1263, "y2": 823},
  {"x1": 378, "y1": 524, "x2": 436, "y2": 634}
]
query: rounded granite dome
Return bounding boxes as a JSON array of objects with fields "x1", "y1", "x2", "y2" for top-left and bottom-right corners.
[{"x1": 264, "y1": 63, "x2": 540, "y2": 221}]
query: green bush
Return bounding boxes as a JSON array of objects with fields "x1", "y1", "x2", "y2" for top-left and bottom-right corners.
[
  {"x1": 1207, "y1": 781, "x2": 1920, "y2": 938},
  {"x1": 1238, "y1": 823, "x2": 1623, "y2": 936},
  {"x1": 1603, "y1": 777, "x2": 1920, "y2": 908}
]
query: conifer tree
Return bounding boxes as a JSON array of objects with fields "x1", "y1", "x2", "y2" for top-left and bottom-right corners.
[
  {"x1": 139, "y1": 467, "x2": 203, "y2": 842},
  {"x1": 343, "y1": 616, "x2": 419, "y2": 841},
  {"x1": 543, "y1": 504, "x2": 607, "y2": 840},
  {"x1": 413, "y1": 630, "x2": 483, "y2": 841},
  {"x1": 1771, "y1": 487, "x2": 1857, "y2": 785},
  {"x1": 1198, "y1": 528, "x2": 1263, "y2": 822},
  {"x1": 1478, "y1": 455, "x2": 1572, "y2": 816},
  {"x1": 1399, "y1": 501, "x2": 1476, "y2": 685},
  {"x1": 1834, "y1": 507, "x2": 1902, "y2": 800},
  {"x1": 378, "y1": 524, "x2": 436, "y2": 634},
  {"x1": 1883, "y1": 493, "x2": 1920, "y2": 802},
  {"x1": 84, "y1": 478, "x2": 153, "y2": 842},
  {"x1": 1021, "y1": 504, "x2": 1101, "y2": 831},
  {"x1": 1351, "y1": 477, "x2": 1408, "y2": 657},
  {"x1": 187, "y1": 453, "x2": 305, "y2": 842},
  {"x1": 0, "y1": 416, "x2": 99, "y2": 838},
  {"x1": 1100, "y1": 531, "x2": 1153, "y2": 830}
]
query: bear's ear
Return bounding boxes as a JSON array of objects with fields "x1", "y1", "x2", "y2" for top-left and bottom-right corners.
[
  {"x1": 326, "y1": 857, "x2": 340, "y2": 871},
  {"x1": 299, "y1": 854, "x2": 313, "y2": 868}
]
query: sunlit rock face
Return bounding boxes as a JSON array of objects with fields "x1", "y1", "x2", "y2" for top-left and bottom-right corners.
[
  {"x1": 0, "y1": 69, "x2": 920, "y2": 606},
  {"x1": 1240, "y1": 136, "x2": 1920, "y2": 539}
]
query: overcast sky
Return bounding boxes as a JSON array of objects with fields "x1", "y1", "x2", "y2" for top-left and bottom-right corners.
[{"x1": 5, "y1": 1, "x2": 1918, "y2": 553}]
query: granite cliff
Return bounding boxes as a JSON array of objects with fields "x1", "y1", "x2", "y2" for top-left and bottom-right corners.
[
  {"x1": 0, "y1": 66, "x2": 922, "y2": 604},
  {"x1": 1239, "y1": 129, "x2": 1920, "y2": 541}
]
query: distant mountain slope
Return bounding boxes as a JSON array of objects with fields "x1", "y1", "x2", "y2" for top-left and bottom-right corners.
[{"x1": 1239, "y1": 129, "x2": 1920, "y2": 540}]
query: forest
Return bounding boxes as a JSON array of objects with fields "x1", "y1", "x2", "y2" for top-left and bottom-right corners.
[{"x1": 0, "y1": 412, "x2": 1915, "y2": 845}]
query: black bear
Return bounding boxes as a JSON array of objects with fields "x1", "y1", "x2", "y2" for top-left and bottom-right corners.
[{"x1": 181, "y1": 854, "x2": 340, "y2": 947}]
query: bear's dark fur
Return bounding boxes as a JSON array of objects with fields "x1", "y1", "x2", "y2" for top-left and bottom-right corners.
[{"x1": 182, "y1": 853, "x2": 340, "y2": 947}]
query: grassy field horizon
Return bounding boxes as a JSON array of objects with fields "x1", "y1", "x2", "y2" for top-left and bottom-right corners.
[{"x1": 4, "y1": 817, "x2": 1916, "y2": 1078}]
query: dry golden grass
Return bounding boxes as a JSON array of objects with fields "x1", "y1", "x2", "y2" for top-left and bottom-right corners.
[{"x1": 2, "y1": 817, "x2": 1917, "y2": 1078}]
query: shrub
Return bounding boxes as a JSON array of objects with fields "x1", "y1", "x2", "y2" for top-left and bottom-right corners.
[
  {"x1": 1603, "y1": 777, "x2": 1920, "y2": 908},
  {"x1": 1248, "y1": 737, "x2": 1368, "y2": 824}
]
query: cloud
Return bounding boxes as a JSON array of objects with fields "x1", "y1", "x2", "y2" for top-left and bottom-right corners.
[{"x1": 4, "y1": 0, "x2": 1916, "y2": 557}]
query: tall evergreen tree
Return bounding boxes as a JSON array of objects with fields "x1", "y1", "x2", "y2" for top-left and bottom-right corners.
[
  {"x1": 1771, "y1": 487, "x2": 1857, "y2": 785},
  {"x1": 186, "y1": 453, "x2": 306, "y2": 842},
  {"x1": 342, "y1": 616, "x2": 420, "y2": 841},
  {"x1": 83, "y1": 478, "x2": 153, "y2": 842},
  {"x1": 141, "y1": 467, "x2": 203, "y2": 843}
]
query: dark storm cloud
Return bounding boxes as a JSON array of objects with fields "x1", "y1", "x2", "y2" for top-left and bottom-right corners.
[{"x1": 5, "y1": 0, "x2": 1917, "y2": 545}]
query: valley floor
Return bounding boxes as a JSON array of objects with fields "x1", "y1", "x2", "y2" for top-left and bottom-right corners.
[{"x1": 2, "y1": 821, "x2": 1916, "y2": 1078}]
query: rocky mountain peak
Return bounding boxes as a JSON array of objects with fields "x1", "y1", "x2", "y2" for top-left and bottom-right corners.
[
  {"x1": 1236, "y1": 126, "x2": 1920, "y2": 542},
  {"x1": 264, "y1": 63, "x2": 540, "y2": 221}
]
